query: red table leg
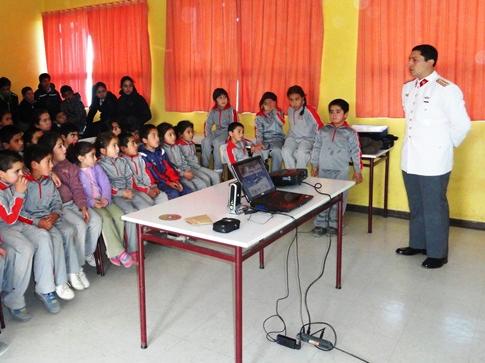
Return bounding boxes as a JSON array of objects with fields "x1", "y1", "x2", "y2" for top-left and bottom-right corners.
[
  {"x1": 235, "y1": 246, "x2": 243, "y2": 363},
  {"x1": 259, "y1": 249, "x2": 265, "y2": 269},
  {"x1": 368, "y1": 159, "x2": 375, "y2": 233},
  {"x1": 137, "y1": 224, "x2": 148, "y2": 349},
  {"x1": 336, "y1": 195, "x2": 343, "y2": 289},
  {"x1": 384, "y1": 153, "x2": 390, "y2": 218}
]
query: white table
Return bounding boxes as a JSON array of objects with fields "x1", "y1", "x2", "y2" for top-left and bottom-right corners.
[{"x1": 122, "y1": 177, "x2": 354, "y2": 363}]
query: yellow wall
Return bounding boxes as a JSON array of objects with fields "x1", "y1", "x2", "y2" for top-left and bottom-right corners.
[{"x1": 1, "y1": 0, "x2": 484, "y2": 222}]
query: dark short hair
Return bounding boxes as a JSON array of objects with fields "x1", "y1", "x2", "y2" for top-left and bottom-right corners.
[
  {"x1": 38, "y1": 73, "x2": 51, "y2": 82},
  {"x1": 95, "y1": 131, "x2": 117, "y2": 157},
  {"x1": 228, "y1": 122, "x2": 244, "y2": 133},
  {"x1": 59, "y1": 123, "x2": 79, "y2": 137},
  {"x1": 0, "y1": 77, "x2": 11, "y2": 88},
  {"x1": 0, "y1": 125, "x2": 23, "y2": 144},
  {"x1": 157, "y1": 122, "x2": 175, "y2": 141},
  {"x1": 140, "y1": 124, "x2": 157, "y2": 141},
  {"x1": 21, "y1": 86, "x2": 33, "y2": 96},
  {"x1": 0, "y1": 150, "x2": 23, "y2": 172},
  {"x1": 66, "y1": 141, "x2": 95, "y2": 165},
  {"x1": 38, "y1": 131, "x2": 62, "y2": 151},
  {"x1": 118, "y1": 132, "x2": 134, "y2": 148},
  {"x1": 23, "y1": 144, "x2": 51, "y2": 170},
  {"x1": 176, "y1": 120, "x2": 194, "y2": 137},
  {"x1": 212, "y1": 88, "x2": 229, "y2": 102},
  {"x1": 328, "y1": 99, "x2": 350, "y2": 114},
  {"x1": 23, "y1": 127, "x2": 42, "y2": 145},
  {"x1": 60, "y1": 85, "x2": 73, "y2": 95},
  {"x1": 0, "y1": 110, "x2": 12, "y2": 120},
  {"x1": 34, "y1": 109, "x2": 50, "y2": 124},
  {"x1": 412, "y1": 44, "x2": 438, "y2": 67}
]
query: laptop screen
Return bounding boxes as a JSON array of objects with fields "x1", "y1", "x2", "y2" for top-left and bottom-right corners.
[{"x1": 232, "y1": 156, "x2": 275, "y2": 201}]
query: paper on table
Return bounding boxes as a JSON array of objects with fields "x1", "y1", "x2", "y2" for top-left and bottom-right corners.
[{"x1": 185, "y1": 214, "x2": 213, "y2": 225}]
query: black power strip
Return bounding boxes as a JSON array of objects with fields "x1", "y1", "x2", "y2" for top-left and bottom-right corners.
[{"x1": 276, "y1": 334, "x2": 301, "y2": 350}]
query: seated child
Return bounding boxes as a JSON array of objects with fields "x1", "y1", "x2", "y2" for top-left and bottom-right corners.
[
  {"x1": 23, "y1": 128, "x2": 43, "y2": 147},
  {"x1": 311, "y1": 99, "x2": 363, "y2": 236},
  {"x1": 139, "y1": 124, "x2": 190, "y2": 200},
  {"x1": 67, "y1": 142, "x2": 134, "y2": 267},
  {"x1": 201, "y1": 88, "x2": 238, "y2": 173},
  {"x1": 96, "y1": 132, "x2": 153, "y2": 257},
  {"x1": 0, "y1": 150, "x2": 59, "y2": 315},
  {"x1": 60, "y1": 85, "x2": 87, "y2": 133},
  {"x1": 176, "y1": 120, "x2": 220, "y2": 186},
  {"x1": 282, "y1": 85, "x2": 323, "y2": 168},
  {"x1": 54, "y1": 111, "x2": 68, "y2": 130},
  {"x1": 158, "y1": 122, "x2": 206, "y2": 191},
  {"x1": 119, "y1": 132, "x2": 168, "y2": 204},
  {"x1": 0, "y1": 110, "x2": 13, "y2": 129},
  {"x1": 108, "y1": 119, "x2": 122, "y2": 137},
  {"x1": 22, "y1": 144, "x2": 81, "y2": 299},
  {"x1": 225, "y1": 122, "x2": 264, "y2": 165},
  {"x1": 0, "y1": 248, "x2": 11, "y2": 354},
  {"x1": 40, "y1": 132, "x2": 102, "y2": 273},
  {"x1": 254, "y1": 92, "x2": 286, "y2": 172},
  {"x1": 33, "y1": 109, "x2": 53, "y2": 133},
  {"x1": 1, "y1": 125, "x2": 24, "y2": 153},
  {"x1": 17, "y1": 86, "x2": 37, "y2": 132},
  {"x1": 60, "y1": 123, "x2": 80, "y2": 147}
]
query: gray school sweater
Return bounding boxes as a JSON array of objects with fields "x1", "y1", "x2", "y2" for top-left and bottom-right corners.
[
  {"x1": 0, "y1": 181, "x2": 26, "y2": 226},
  {"x1": 204, "y1": 105, "x2": 238, "y2": 138},
  {"x1": 176, "y1": 139, "x2": 200, "y2": 168},
  {"x1": 22, "y1": 174, "x2": 63, "y2": 225},
  {"x1": 254, "y1": 109, "x2": 285, "y2": 145},
  {"x1": 310, "y1": 123, "x2": 362, "y2": 172},
  {"x1": 287, "y1": 104, "x2": 323, "y2": 142},
  {"x1": 162, "y1": 144, "x2": 190, "y2": 173},
  {"x1": 98, "y1": 156, "x2": 134, "y2": 196}
]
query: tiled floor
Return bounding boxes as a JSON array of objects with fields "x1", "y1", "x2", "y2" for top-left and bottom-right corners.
[{"x1": 1, "y1": 212, "x2": 484, "y2": 363}]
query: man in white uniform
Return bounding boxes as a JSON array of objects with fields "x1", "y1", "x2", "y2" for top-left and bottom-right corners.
[{"x1": 396, "y1": 44, "x2": 471, "y2": 269}]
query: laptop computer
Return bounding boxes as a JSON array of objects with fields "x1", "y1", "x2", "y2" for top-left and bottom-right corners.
[{"x1": 231, "y1": 156, "x2": 313, "y2": 213}]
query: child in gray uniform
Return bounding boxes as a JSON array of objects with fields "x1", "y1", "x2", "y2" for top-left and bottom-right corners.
[
  {"x1": 176, "y1": 120, "x2": 220, "y2": 186},
  {"x1": 201, "y1": 88, "x2": 239, "y2": 172},
  {"x1": 158, "y1": 122, "x2": 207, "y2": 191},
  {"x1": 254, "y1": 92, "x2": 286, "y2": 172},
  {"x1": 311, "y1": 99, "x2": 363, "y2": 236},
  {"x1": 282, "y1": 85, "x2": 323, "y2": 168}
]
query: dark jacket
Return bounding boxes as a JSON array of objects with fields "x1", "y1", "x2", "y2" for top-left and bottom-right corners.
[
  {"x1": 60, "y1": 92, "x2": 86, "y2": 132},
  {"x1": 117, "y1": 90, "x2": 151, "y2": 131},
  {"x1": 138, "y1": 145, "x2": 179, "y2": 189},
  {"x1": 86, "y1": 91, "x2": 118, "y2": 125},
  {"x1": 0, "y1": 92, "x2": 19, "y2": 118},
  {"x1": 16, "y1": 99, "x2": 37, "y2": 131},
  {"x1": 34, "y1": 83, "x2": 62, "y2": 119}
]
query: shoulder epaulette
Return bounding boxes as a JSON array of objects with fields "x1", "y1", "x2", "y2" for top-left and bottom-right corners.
[{"x1": 436, "y1": 78, "x2": 450, "y2": 87}]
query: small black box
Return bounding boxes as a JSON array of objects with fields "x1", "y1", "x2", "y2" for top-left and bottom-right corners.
[{"x1": 213, "y1": 218, "x2": 240, "y2": 233}]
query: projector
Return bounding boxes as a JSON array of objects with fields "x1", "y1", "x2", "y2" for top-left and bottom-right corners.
[{"x1": 270, "y1": 169, "x2": 308, "y2": 186}]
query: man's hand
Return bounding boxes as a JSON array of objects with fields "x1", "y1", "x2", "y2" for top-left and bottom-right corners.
[
  {"x1": 81, "y1": 207, "x2": 90, "y2": 222},
  {"x1": 353, "y1": 172, "x2": 363, "y2": 184},
  {"x1": 38, "y1": 217, "x2": 53, "y2": 230},
  {"x1": 51, "y1": 172, "x2": 62, "y2": 187},
  {"x1": 15, "y1": 175, "x2": 28, "y2": 194},
  {"x1": 183, "y1": 170, "x2": 193, "y2": 180},
  {"x1": 122, "y1": 189, "x2": 134, "y2": 200},
  {"x1": 311, "y1": 165, "x2": 318, "y2": 177}
]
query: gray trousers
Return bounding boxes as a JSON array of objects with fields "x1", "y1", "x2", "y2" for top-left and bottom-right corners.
[
  {"x1": 314, "y1": 169, "x2": 349, "y2": 229},
  {"x1": 262, "y1": 140, "x2": 284, "y2": 172},
  {"x1": 0, "y1": 223, "x2": 55, "y2": 298},
  {"x1": 180, "y1": 174, "x2": 208, "y2": 191},
  {"x1": 192, "y1": 166, "x2": 220, "y2": 186},
  {"x1": 52, "y1": 219, "x2": 81, "y2": 282},
  {"x1": 0, "y1": 235, "x2": 33, "y2": 310},
  {"x1": 113, "y1": 191, "x2": 153, "y2": 252},
  {"x1": 282, "y1": 137, "x2": 313, "y2": 169},
  {"x1": 201, "y1": 133, "x2": 227, "y2": 170},
  {"x1": 402, "y1": 171, "x2": 450, "y2": 259},
  {"x1": 62, "y1": 202, "x2": 102, "y2": 265}
]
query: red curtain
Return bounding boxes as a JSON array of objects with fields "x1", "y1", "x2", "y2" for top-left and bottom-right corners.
[
  {"x1": 239, "y1": 0, "x2": 323, "y2": 112},
  {"x1": 88, "y1": 0, "x2": 152, "y2": 102},
  {"x1": 164, "y1": 0, "x2": 240, "y2": 112},
  {"x1": 42, "y1": 9, "x2": 89, "y2": 103},
  {"x1": 356, "y1": 0, "x2": 485, "y2": 120}
]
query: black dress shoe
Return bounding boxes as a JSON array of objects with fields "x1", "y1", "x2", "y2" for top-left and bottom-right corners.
[
  {"x1": 422, "y1": 257, "x2": 448, "y2": 269},
  {"x1": 395, "y1": 247, "x2": 427, "y2": 256}
]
